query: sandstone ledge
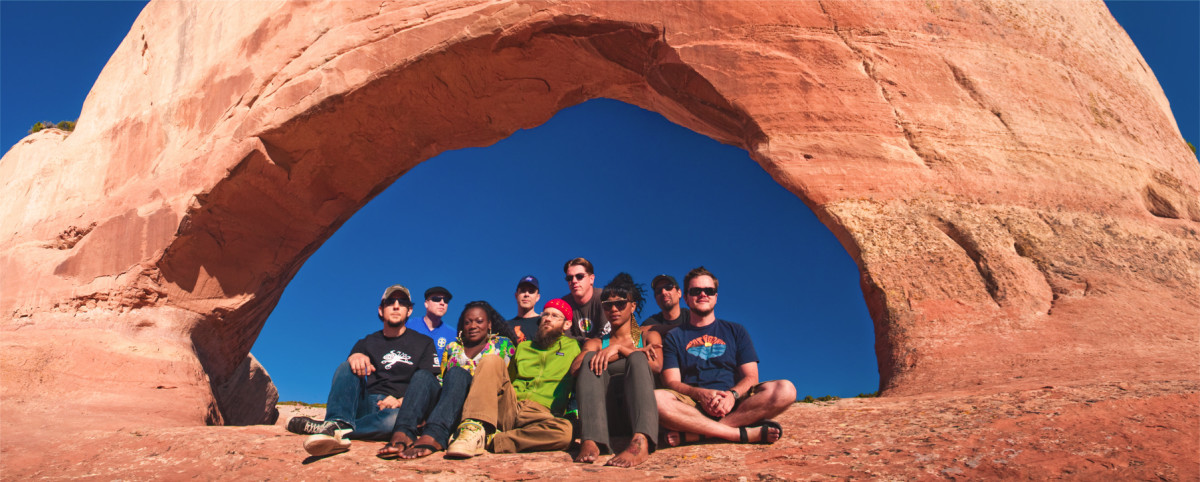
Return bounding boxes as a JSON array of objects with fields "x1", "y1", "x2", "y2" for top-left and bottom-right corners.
[{"x1": 3, "y1": 379, "x2": 1194, "y2": 480}]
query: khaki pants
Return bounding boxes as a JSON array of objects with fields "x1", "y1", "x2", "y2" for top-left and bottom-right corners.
[{"x1": 460, "y1": 355, "x2": 573, "y2": 453}]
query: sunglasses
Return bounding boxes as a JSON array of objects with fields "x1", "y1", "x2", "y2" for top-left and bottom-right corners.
[
  {"x1": 655, "y1": 283, "x2": 677, "y2": 292},
  {"x1": 428, "y1": 295, "x2": 449, "y2": 303},
  {"x1": 601, "y1": 300, "x2": 630, "y2": 310},
  {"x1": 381, "y1": 297, "x2": 412, "y2": 307},
  {"x1": 687, "y1": 287, "x2": 717, "y2": 297},
  {"x1": 565, "y1": 273, "x2": 588, "y2": 282}
]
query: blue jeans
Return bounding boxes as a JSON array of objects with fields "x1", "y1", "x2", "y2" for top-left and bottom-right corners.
[
  {"x1": 323, "y1": 361, "x2": 398, "y2": 440},
  {"x1": 391, "y1": 366, "x2": 473, "y2": 448}
]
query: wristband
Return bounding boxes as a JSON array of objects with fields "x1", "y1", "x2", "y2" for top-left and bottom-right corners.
[{"x1": 729, "y1": 389, "x2": 740, "y2": 400}]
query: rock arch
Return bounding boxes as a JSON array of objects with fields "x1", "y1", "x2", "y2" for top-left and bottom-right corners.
[{"x1": 1, "y1": 1, "x2": 1197, "y2": 426}]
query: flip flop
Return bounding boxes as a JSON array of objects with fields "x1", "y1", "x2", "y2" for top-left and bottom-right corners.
[
  {"x1": 739, "y1": 420, "x2": 783, "y2": 444},
  {"x1": 377, "y1": 434, "x2": 413, "y2": 459},
  {"x1": 400, "y1": 439, "x2": 444, "y2": 460}
]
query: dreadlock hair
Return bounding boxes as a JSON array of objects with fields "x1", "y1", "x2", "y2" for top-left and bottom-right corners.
[
  {"x1": 599, "y1": 272, "x2": 646, "y2": 318},
  {"x1": 457, "y1": 300, "x2": 517, "y2": 343}
]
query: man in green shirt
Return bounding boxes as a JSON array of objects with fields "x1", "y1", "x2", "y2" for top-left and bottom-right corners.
[{"x1": 446, "y1": 298, "x2": 583, "y2": 457}]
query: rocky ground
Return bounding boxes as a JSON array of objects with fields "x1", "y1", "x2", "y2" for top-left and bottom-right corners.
[{"x1": 3, "y1": 378, "x2": 1195, "y2": 480}]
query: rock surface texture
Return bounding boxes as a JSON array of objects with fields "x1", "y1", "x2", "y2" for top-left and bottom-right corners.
[{"x1": 1, "y1": 0, "x2": 1196, "y2": 478}]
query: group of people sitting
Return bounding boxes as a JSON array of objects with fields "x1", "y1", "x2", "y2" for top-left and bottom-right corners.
[{"x1": 285, "y1": 257, "x2": 796, "y2": 467}]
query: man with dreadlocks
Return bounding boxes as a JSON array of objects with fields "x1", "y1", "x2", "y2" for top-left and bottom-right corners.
[{"x1": 572, "y1": 273, "x2": 663, "y2": 467}]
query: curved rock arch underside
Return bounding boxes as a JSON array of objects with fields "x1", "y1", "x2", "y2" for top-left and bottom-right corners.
[{"x1": 2, "y1": 0, "x2": 1197, "y2": 431}]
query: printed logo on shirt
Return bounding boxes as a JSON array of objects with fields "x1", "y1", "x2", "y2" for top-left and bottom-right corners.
[
  {"x1": 685, "y1": 335, "x2": 727, "y2": 360},
  {"x1": 437, "y1": 337, "x2": 448, "y2": 349},
  {"x1": 514, "y1": 326, "x2": 527, "y2": 343},
  {"x1": 600, "y1": 323, "x2": 611, "y2": 336},
  {"x1": 578, "y1": 317, "x2": 592, "y2": 334},
  {"x1": 381, "y1": 350, "x2": 413, "y2": 369}
]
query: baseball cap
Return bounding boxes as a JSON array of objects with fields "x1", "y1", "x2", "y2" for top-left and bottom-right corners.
[
  {"x1": 651, "y1": 274, "x2": 679, "y2": 290},
  {"x1": 424, "y1": 286, "x2": 452, "y2": 300},
  {"x1": 381, "y1": 285, "x2": 412, "y2": 303},
  {"x1": 516, "y1": 275, "x2": 539, "y2": 291}
]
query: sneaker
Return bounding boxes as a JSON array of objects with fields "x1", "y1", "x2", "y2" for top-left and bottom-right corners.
[
  {"x1": 304, "y1": 429, "x2": 352, "y2": 457},
  {"x1": 445, "y1": 420, "x2": 487, "y2": 458},
  {"x1": 286, "y1": 416, "x2": 340, "y2": 436}
]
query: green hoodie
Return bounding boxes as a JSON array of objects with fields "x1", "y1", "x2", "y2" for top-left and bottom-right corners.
[{"x1": 509, "y1": 335, "x2": 581, "y2": 414}]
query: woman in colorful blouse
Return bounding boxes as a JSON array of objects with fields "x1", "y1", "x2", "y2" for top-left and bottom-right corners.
[
  {"x1": 378, "y1": 301, "x2": 517, "y2": 459},
  {"x1": 572, "y1": 273, "x2": 663, "y2": 468}
]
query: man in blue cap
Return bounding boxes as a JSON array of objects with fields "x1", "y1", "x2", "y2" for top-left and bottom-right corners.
[{"x1": 507, "y1": 275, "x2": 541, "y2": 343}]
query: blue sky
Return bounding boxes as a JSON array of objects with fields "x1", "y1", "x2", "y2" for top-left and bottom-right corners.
[{"x1": 2, "y1": 1, "x2": 1196, "y2": 403}]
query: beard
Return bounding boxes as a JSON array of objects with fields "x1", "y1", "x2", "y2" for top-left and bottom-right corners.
[
  {"x1": 384, "y1": 315, "x2": 408, "y2": 329},
  {"x1": 533, "y1": 323, "x2": 565, "y2": 348},
  {"x1": 689, "y1": 306, "x2": 713, "y2": 317}
]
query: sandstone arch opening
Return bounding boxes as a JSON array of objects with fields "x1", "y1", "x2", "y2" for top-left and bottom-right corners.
[
  {"x1": 251, "y1": 98, "x2": 880, "y2": 405},
  {"x1": 105, "y1": 2, "x2": 1200, "y2": 427},
  {"x1": 2, "y1": 2, "x2": 1194, "y2": 447},
  {"x1": 151, "y1": 16, "x2": 889, "y2": 422}
]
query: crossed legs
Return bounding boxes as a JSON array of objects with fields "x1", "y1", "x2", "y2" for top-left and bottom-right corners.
[{"x1": 655, "y1": 379, "x2": 796, "y2": 444}]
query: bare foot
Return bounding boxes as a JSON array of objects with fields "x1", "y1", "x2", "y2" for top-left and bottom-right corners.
[
  {"x1": 574, "y1": 439, "x2": 601, "y2": 463},
  {"x1": 378, "y1": 432, "x2": 413, "y2": 459},
  {"x1": 605, "y1": 433, "x2": 651, "y2": 467},
  {"x1": 399, "y1": 435, "x2": 443, "y2": 459}
]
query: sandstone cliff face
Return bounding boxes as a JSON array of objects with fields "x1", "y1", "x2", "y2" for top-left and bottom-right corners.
[{"x1": 0, "y1": 0, "x2": 1195, "y2": 439}]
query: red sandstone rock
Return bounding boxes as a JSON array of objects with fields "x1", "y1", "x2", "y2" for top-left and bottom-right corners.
[
  {"x1": 1, "y1": 381, "x2": 1194, "y2": 479},
  {"x1": 213, "y1": 353, "x2": 279, "y2": 426},
  {"x1": 0, "y1": 0, "x2": 1196, "y2": 477}
]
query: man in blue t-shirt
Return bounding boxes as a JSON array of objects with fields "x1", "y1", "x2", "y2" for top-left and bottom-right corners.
[
  {"x1": 408, "y1": 286, "x2": 458, "y2": 366},
  {"x1": 655, "y1": 267, "x2": 796, "y2": 446}
]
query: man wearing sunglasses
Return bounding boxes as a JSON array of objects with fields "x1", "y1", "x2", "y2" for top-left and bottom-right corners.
[
  {"x1": 408, "y1": 286, "x2": 456, "y2": 366},
  {"x1": 286, "y1": 284, "x2": 438, "y2": 457},
  {"x1": 654, "y1": 267, "x2": 796, "y2": 446},
  {"x1": 642, "y1": 274, "x2": 690, "y2": 336},
  {"x1": 561, "y1": 257, "x2": 610, "y2": 339}
]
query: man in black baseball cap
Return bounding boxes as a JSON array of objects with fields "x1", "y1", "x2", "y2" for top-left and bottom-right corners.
[
  {"x1": 641, "y1": 274, "x2": 690, "y2": 336},
  {"x1": 507, "y1": 275, "x2": 541, "y2": 343},
  {"x1": 408, "y1": 286, "x2": 456, "y2": 365}
]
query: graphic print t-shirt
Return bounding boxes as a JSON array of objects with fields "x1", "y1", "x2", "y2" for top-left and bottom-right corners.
[
  {"x1": 561, "y1": 291, "x2": 609, "y2": 340},
  {"x1": 662, "y1": 319, "x2": 758, "y2": 391},
  {"x1": 507, "y1": 316, "x2": 541, "y2": 344},
  {"x1": 349, "y1": 329, "x2": 437, "y2": 398}
]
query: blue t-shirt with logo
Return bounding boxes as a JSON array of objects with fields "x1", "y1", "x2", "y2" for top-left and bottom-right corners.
[
  {"x1": 662, "y1": 319, "x2": 758, "y2": 391},
  {"x1": 406, "y1": 317, "x2": 457, "y2": 368}
]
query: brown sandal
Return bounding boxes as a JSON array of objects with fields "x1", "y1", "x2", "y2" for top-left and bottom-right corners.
[
  {"x1": 399, "y1": 435, "x2": 444, "y2": 459},
  {"x1": 377, "y1": 433, "x2": 413, "y2": 459}
]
